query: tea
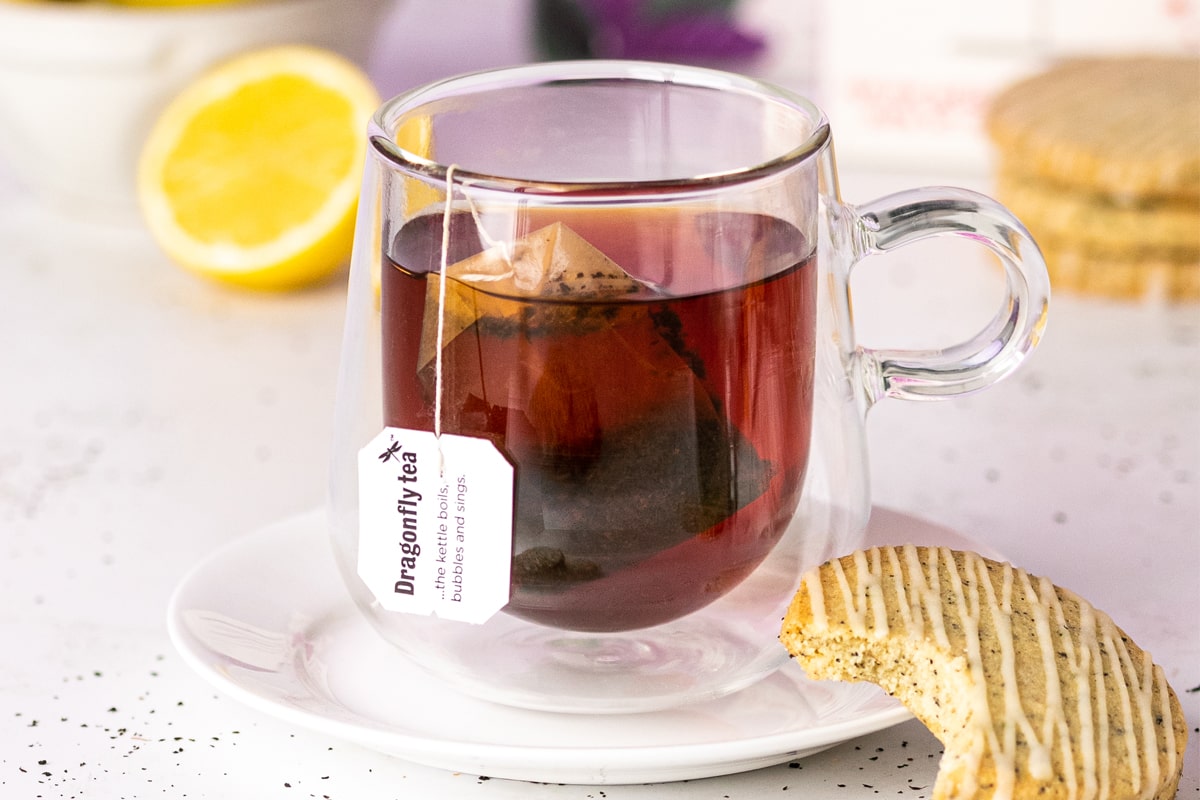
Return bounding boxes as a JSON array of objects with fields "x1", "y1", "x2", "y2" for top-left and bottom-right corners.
[{"x1": 381, "y1": 207, "x2": 816, "y2": 631}]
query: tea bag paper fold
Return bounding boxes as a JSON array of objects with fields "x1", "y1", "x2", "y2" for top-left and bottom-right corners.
[{"x1": 418, "y1": 223, "x2": 641, "y2": 372}]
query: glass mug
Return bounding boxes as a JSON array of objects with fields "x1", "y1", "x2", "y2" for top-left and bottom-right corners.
[{"x1": 328, "y1": 61, "x2": 1049, "y2": 713}]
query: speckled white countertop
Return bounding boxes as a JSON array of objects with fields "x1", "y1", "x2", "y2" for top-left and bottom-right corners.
[{"x1": 0, "y1": 150, "x2": 1195, "y2": 799}]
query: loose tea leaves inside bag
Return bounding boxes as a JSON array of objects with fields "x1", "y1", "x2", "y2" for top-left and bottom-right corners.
[
  {"x1": 415, "y1": 219, "x2": 779, "y2": 631},
  {"x1": 416, "y1": 222, "x2": 643, "y2": 373}
]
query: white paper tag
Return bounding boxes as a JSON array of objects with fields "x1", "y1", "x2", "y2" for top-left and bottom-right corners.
[{"x1": 357, "y1": 428, "x2": 514, "y2": 625}]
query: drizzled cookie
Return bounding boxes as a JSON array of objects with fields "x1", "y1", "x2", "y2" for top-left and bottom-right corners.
[{"x1": 780, "y1": 546, "x2": 1187, "y2": 799}]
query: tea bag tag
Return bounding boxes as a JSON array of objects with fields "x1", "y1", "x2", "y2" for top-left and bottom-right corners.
[{"x1": 356, "y1": 428, "x2": 514, "y2": 624}]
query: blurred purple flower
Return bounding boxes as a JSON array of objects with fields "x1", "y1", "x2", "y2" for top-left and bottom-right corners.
[{"x1": 536, "y1": 0, "x2": 766, "y2": 63}]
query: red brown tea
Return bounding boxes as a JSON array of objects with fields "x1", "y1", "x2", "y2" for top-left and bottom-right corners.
[{"x1": 381, "y1": 207, "x2": 815, "y2": 632}]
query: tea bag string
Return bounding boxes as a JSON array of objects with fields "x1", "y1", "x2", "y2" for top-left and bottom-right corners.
[
  {"x1": 433, "y1": 165, "x2": 513, "y2": 477},
  {"x1": 432, "y1": 166, "x2": 455, "y2": 476}
]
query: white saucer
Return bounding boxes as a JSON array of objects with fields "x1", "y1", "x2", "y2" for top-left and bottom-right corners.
[{"x1": 167, "y1": 507, "x2": 993, "y2": 785}]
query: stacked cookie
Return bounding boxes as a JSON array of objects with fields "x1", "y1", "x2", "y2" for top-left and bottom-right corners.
[{"x1": 986, "y1": 57, "x2": 1200, "y2": 302}]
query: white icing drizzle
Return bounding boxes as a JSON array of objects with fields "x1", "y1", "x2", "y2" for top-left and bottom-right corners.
[
  {"x1": 1082, "y1": 600, "x2": 1113, "y2": 800},
  {"x1": 1134, "y1": 651, "x2": 1161, "y2": 799},
  {"x1": 1023, "y1": 571, "x2": 1079, "y2": 797},
  {"x1": 802, "y1": 567, "x2": 827, "y2": 632},
  {"x1": 903, "y1": 544, "x2": 950, "y2": 648},
  {"x1": 976, "y1": 555, "x2": 1056, "y2": 784},
  {"x1": 830, "y1": 549, "x2": 885, "y2": 638},
  {"x1": 1102, "y1": 616, "x2": 1142, "y2": 795},
  {"x1": 799, "y1": 545, "x2": 1176, "y2": 799},
  {"x1": 884, "y1": 546, "x2": 919, "y2": 638},
  {"x1": 1111, "y1": 625, "x2": 1162, "y2": 799},
  {"x1": 827, "y1": 558, "x2": 859, "y2": 634},
  {"x1": 1155, "y1": 663, "x2": 1179, "y2": 793},
  {"x1": 863, "y1": 548, "x2": 889, "y2": 637},
  {"x1": 940, "y1": 547, "x2": 994, "y2": 798}
]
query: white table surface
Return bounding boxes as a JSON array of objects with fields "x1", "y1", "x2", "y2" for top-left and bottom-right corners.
[{"x1": 0, "y1": 8, "x2": 1197, "y2": 792}]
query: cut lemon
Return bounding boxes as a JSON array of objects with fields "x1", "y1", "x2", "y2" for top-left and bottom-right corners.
[
  {"x1": 138, "y1": 45, "x2": 380, "y2": 290},
  {"x1": 110, "y1": 1, "x2": 247, "y2": 6}
]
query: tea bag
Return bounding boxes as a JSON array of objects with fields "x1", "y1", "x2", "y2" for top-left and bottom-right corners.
[
  {"x1": 412, "y1": 219, "x2": 777, "y2": 631},
  {"x1": 417, "y1": 222, "x2": 642, "y2": 374}
]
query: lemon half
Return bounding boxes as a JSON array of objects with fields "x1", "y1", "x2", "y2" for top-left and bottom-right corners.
[{"x1": 138, "y1": 45, "x2": 380, "y2": 290}]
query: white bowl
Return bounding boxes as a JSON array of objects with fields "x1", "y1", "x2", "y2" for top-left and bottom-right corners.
[{"x1": 0, "y1": 0, "x2": 393, "y2": 223}]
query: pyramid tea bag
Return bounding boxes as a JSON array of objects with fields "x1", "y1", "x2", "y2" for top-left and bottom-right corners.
[{"x1": 383, "y1": 209, "x2": 813, "y2": 633}]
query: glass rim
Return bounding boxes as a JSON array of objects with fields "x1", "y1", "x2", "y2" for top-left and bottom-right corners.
[{"x1": 368, "y1": 59, "x2": 831, "y2": 196}]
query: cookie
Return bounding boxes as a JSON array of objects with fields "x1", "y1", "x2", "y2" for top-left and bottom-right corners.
[
  {"x1": 987, "y1": 57, "x2": 1200, "y2": 201},
  {"x1": 780, "y1": 546, "x2": 1187, "y2": 800},
  {"x1": 986, "y1": 56, "x2": 1200, "y2": 301},
  {"x1": 1035, "y1": 236, "x2": 1200, "y2": 303},
  {"x1": 994, "y1": 170, "x2": 1200, "y2": 256}
]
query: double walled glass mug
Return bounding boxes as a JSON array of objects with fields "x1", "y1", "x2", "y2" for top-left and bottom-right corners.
[{"x1": 329, "y1": 61, "x2": 1050, "y2": 713}]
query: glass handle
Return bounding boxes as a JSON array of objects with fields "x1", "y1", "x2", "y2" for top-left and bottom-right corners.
[{"x1": 845, "y1": 187, "x2": 1050, "y2": 407}]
